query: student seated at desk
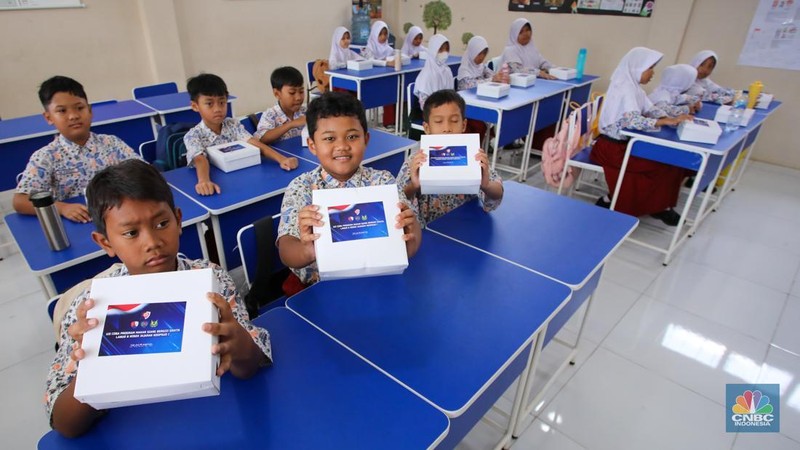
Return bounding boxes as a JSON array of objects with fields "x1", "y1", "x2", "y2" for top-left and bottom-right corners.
[
  {"x1": 362, "y1": 20, "x2": 396, "y2": 128},
  {"x1": 254, "y1": 67, "x2": 307, "y2": 144},
  {"x1": 648, "y1": 64, "x2": 703, "y2": 117},
  {"x1": 590, "y1": 47, "x2": 693, "y2": 226},
  {"x1": 401, "y1": 25, "x2": 426, "y2": 59},
  {"x1": 45, "y1": 160, "x2": 271, "y2": 438},
  {"x1": 277, "y1": 92, "x2": 422, "y2": 295},
  {"x1": 13, "y1": 76, "x2": 139, "y2": 223},
  {"x1": 414, "y1": 34, "x2": 454, "y2": 110},
  {"x1": 457, "y1": 35, "x2": 505, "y2": 144},
  {"x1": 328, "y1": 26, "x2": 364, "y2": 70},
  {"x1": 397, "y1": 89, "x2": 503, "y2": 228},
  {"x1": 183, "y1": 73, "x2": 298, "y2": 196},
  {"x1": 500, "y1": 18, "x2": 557, "y2": 80},
  {"x1": 686, "y1": 50, "x2": 735, "y2": 105}
]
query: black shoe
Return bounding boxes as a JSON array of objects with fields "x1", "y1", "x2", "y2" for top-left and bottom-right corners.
[
  {"x1": 684, "y1": 176, "x2": 695, "y2": 188},
  {"x1": 650, "y1": 209, "x2": 681, "y2": 226},
  {"x1": 504, "y1": 139, "x2": 524, "y2": 150},
  {"x1": 595, "y1": 196, "x2": 611, "y2": 209}
]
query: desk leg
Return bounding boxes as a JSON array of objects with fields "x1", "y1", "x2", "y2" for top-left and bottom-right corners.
[
  {"x1": 490, "y1": 112, "x2": 504, "y2": 176},
  {"x1": 730, "y1": 130, "x2": 762, "y2": 194},
  {"x1": 195, "y1": 222, "x2": 209, "y2": 260},
  {"x1": 210, "y1": 215, "x2": 227, "y2": 271},
  {"x1": 511, "y1": 326, "x2": 546, "y2": 440},
  {"x1": 395, "y1": 75, "x2": 402, "y2": 135},
  {"x1": 519, "y1": 102, "x2": 540, "y2": 182},
  {"x1": 39, "y1": 275, "x2": 57, "y2": 299}
]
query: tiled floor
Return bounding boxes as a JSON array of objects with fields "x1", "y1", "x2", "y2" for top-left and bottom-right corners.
[{"x1": 2, "y1": 161, "x2": 799, "y2": 449}]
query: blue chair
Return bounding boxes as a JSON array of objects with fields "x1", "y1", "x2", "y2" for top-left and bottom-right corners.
[
  {"x1": 132, "y1": 82, "x2": 179, "y2": 100},
  {"x1": 239, "y1": 113, "x2": 262, "y2": 135},
  {"x1": 406, "y1": 82, "x2": 424, "y2": 134},
  {"x1": 306, "y1": 60, "x2": 323, "y2": 104},
  {"x1": 139, "y1": 139, "x2": 156, "y2": 163},
  {"x1": 557, "y1": 95, "x2": 606, "y2": 197},
  {"x1": 236, "y1": 215, "x2": 286, "y2": 316},
  {"x1": 487, "y1": 56, "x2": 502, "y2": 72}
]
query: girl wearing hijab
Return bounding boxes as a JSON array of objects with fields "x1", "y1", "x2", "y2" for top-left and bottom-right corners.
[
  {"x1": 590, "y1": 47, "x2": 693, "y2": 226},
  {"x1": 401, "y1": 25, "x2": 426, "y2": 59},
  {"x1": 457, "y1": 36, "x2": 503, "y2": 90},
  {"x1": 413, "y1": 34, "x2": 455, "y2": 110},
  {"x1": 500, "y1": 18, "x2": 556, "y2": 79},
  {"x1": 648, "y1": 64, "x2": 702, "y2": 117},
  {"x1": 686, "y1": 50, "x2": 735, "y2": 104},
  {"x1": 362, "y1": 20, "x2": 394, "y2": 60},
  {"x1": 328, "y1": 27, "x2": 363, "y2": 70}
]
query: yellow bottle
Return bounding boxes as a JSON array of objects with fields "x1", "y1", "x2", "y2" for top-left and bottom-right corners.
[{"x1": 747, "y1": 81, "x2": 763, "y2": 109}]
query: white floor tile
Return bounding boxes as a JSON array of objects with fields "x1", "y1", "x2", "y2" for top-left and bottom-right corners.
[
  {"x1": 702, "y1": 205, "x2": 800, "y2": 256},
  {"x1": 562, "y1": 278, "x2": 641, "y2": 344},
  {"x1": 733, "y1": 432, "x2": 800, "y2": 450},
  {"x1": 0, "y1": 291, "x2": 58, "y2": 371},
  {"x1": 601, "y1": 241, "x2": 667, "y2": 293},
  {"x1": 603, "y1": 297, "x2": 770, "y2": 403},
  {"x1": 0, "y1": 351, "x2": 54, "y2": 449},
  {"x1": 790, "y1": 274, "x2": 800, "y2": 299},
  {"x1": 773, "y1": 297, "x2": 800, "y2": 356},
  {"x1": 513, "y1": 419, "x2": 586, "y2": 450},
  {"x1": 755, "y1": 347, "x2": 800, "y2": 443},
  {"x1": 0, "y1": 251, "x2": 44, "y2": 305},
  {"x1": 540, "y1": 347, "x2": 736, "y2": 450},
  {"x1": 720, "y1": 188, "x2": 800, "y2": 226},
  {"x1": 645, "y1": 260, "x2": 788, "y2": 343}
]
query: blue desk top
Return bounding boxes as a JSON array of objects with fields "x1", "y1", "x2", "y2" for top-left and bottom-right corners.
[
  {"x1": 622, "y1": 118, "x2": 749, "y2": 155},
  {"x1": 271, "y1": 128, "x2": 417, "y2": 165},
  {"x1": 287, "y1": 230, "x2": 571, "y2": 416},
  {"x1": 549, "y1": 74, "x2": 600, "y2": 89},
  {"x1": 326, "y1": 55, "x2": 460, "y2": 80},
  {"x1": 427, "y1": 182, "x2": 638, "y2": 289},
  {"x1": 0, "y1": 100, "x2": 156, "y2": 144},
  {"x1": 134, "y1": 93, "x2": 236, "y2": 114},
  {"x1": 162, "y1": 157, "x2": 317, "y2": 215},
  {"x1": 37, "y1": 307, "x2": 449, "y2": 450},
  {"x1": 459, "y1": 79, "x2": 572, "y2": 111},
  {"x1": 5, "y1": 189, "x2": 207, "y2": 274}
]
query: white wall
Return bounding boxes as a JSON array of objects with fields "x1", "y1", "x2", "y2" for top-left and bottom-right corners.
[{"x1": 0, "y1": 0, "x2": 796, "y2": 168}]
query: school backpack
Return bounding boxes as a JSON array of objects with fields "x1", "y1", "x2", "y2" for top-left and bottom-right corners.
[{"x1": 155, "y1": 122, "x2": 195, "y2": 171}]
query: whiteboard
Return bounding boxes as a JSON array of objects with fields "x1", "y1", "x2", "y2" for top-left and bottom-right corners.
[{"x1": 0, "y1": 0, "x2": 84, "y2": 10}]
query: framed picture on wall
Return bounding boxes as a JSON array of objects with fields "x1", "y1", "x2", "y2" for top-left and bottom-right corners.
[
  {"x1": 352, "y1": 0, "x2": 382, "y2": 19},
  {"x1": 507, "y1": 0, "x2": 655, "y2": 17}
]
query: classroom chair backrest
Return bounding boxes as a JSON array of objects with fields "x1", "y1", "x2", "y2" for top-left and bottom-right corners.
[
  {"x1": 139, "y1": 139, "x2": 157, "y2": 165},
  {"x1": 239, "y1": 113, "x2": 261, "y2": 135},
  {"x1": 237, "y1": 214, "x2": 283, "y2": 318},
  {"x1": 132, "y1": 82, "x2": 179, "y2": 100},
  {"x1": 406, "y1": 82, "x2": 425, "y2": 133},
  {"x1": 556, "y1": 95, "x2": 605, "y2": 195},
  {"x1": 488, "y1": 56, "x2": 502, "y2": 72},
  {"x1": 155, "y1": 122, "x2": 194, "y2": 170}
]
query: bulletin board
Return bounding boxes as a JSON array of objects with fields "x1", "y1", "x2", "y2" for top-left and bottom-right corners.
[
  {"x1": 0, "y1": 0, "x2": 83, "y2": 10},
  {"x1": 738, "y1": 0, "x2": 799, "y2": 71},
  {"x1": 508, "y1": 0, "x2": 655, "y2": 17}
]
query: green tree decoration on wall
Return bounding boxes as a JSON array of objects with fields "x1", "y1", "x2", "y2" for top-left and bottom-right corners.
[
  {"x1": 404, "y1": 22, "x2": 414, "y2": 34},
  {"x1": 461, "y1": 32, "x2": 474, "y2": 48},
  {"x1": 422, "y1": 1, "x2": 452, "y2": 35}
]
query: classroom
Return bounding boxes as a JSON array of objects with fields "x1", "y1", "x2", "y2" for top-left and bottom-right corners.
[{"x1": 0, "y1": 0, "x2": 798, "y2": 449}]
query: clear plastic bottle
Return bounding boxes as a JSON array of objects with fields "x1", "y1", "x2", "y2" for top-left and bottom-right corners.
[{"x1": 725, "y1": 96, "x2": 746, "y2": 132}]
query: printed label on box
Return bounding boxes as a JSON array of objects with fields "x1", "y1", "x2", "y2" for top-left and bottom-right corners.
[
  {"x1": 693, "y1": 119, "x2": 710, "y2": 127},
  {"x1": 99, "y1": 302, "x2": 187, "y2": 356},
  {"x1": 216, "y1": 143, "x2": 247, "y2": 153},
  {"x1": 328, "y1": 201, "x2": 389, "y2": 243},
  {"x1": 428, "y1": 146, "x2": 468, "y2": 167}
]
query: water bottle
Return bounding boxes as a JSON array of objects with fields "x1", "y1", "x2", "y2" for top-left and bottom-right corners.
[
  {"x1": 575, "y1": 48, "x2": 587, "y2": 80},
  {"x1": 30, "y1": 191, "x2": 70, "y2": 251},
  {"x1": 725, "y1": 97, "x2": 746, "y2": 132},
  {"x1": 394, "y1": 49, "x2": 402, "y2": 71}
]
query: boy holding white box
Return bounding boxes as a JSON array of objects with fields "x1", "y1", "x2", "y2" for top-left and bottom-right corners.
[
  {"x1": 277, "y1": 92, "x2": 422, "y2": 294},
  {"x1": 45, "y1": 160, "x2": 271, "y2": 438},
  {"x1": 397, "y1": 90, "x2": 504, "y2": 228}
]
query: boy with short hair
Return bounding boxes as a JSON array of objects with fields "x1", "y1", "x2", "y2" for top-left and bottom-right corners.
[
  {"x1": 45, "y1": 159, "x2": 271, "y2": 438},
  {"x1": 397, "y1": 89, "x2": 504, "y2": 228},
  {"x1": 183, "y1": 73, "x2": 298, "y2": 196},
  {"x1": 277, "y1": 91, "x2": 421, "y2": 292},
  {"x1": 254, "y1": 66, "x2": 307, "y2": 144},
  {"x1": 13, "y1": 76, "x2": 140, "y2": 223}
]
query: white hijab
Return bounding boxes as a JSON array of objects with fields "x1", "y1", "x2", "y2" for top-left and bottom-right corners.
[
  {"x1": 414, "y1": 34, "x2": 454, "y2": 101},
  {"x1": 366, "y1": 20, "x2": 393, "y2": 59},
  {"x1": 401, "y1": 26, "x2": 426, "y2": 57},
  {"x1": 501, "y1": 18, "x2": 546, "y2": 69},
  {"x1": 690, "y1": 50, "x2": 717, "y2": 69},
  {"x1": 458, "y1": 36, "x2": 490, "y2": 81},
  {"x1": 329, "y1": 27, "x2": 355, "y2": 69},
  {"x1": 600, "y1": 47, "x2": 664, "y2": 130},
  {"x1": 649, "y1": 64, "x2": 697, "y2": 104}
]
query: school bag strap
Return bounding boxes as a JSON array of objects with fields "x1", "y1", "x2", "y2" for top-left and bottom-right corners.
[
  {"x1": 312, "y1": 59, "x2": 331, "y2": 93},
  {"x1": 155, "y1": 122, "x2": 195, "y2": 171}
]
